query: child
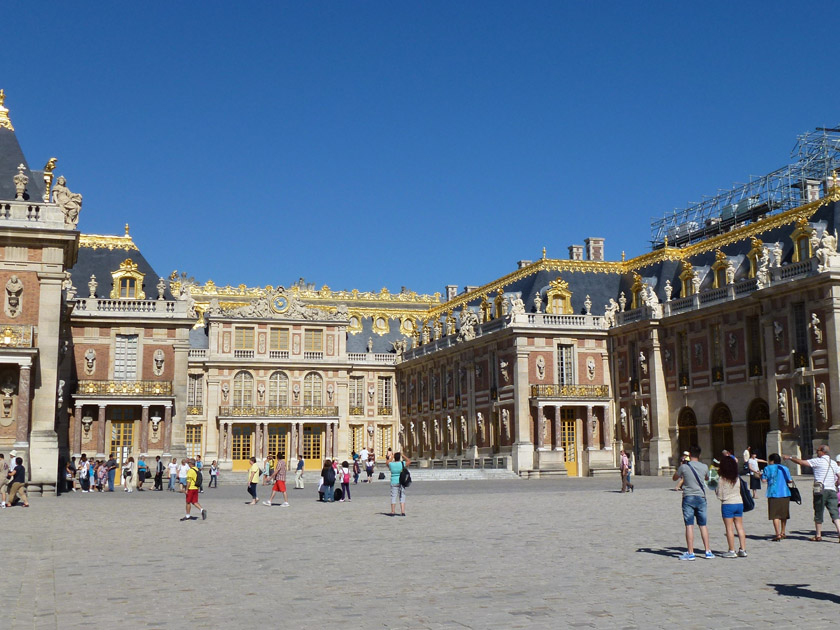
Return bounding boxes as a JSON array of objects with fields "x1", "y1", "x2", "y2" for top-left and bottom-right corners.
[
  {"x1": 340, "y1": 460, "x2": 351, "y2": 502},
  {"x1": 209, "y1": 460, "x2": 218, "y2": 488}
]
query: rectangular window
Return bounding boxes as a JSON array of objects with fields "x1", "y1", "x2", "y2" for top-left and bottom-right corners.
[
  {"x1": 798, "y1": 384, "x2": 815, "y2": 458},
  {"x1": 793, "y1": 303, "x2": 809, "y2": 354},
  {"x1": 114, "y1": 334, "x2": 138, "y2": 380},
  {"x1": 120, "y1": 278, "x2": 137, "y2": 299},
  {"x1": 349, "y1": 376, "x2": 364, "y2": 411},
  {"x1": 187, "y1": 374, "x2": 204, "y2": 407},
  {"x1": 350, "y1": 424, "x2": 364, "y2": 454},
  {"x1": 746, "y1": 316, "x2": 762, "y2": 376},
  {"x1": 711, "y1": 324, "x2": 723, "y2": 382},
  {"x1": 557, "y1": 344, "x2": 574, "y2": 386},
  {"x1": 678, "y1": 331, "x2": 689, "y2": 387},
  {"x1": 378, "y1": 376, "x2": 392, "y2": 413},
  {"x1": 376, "y1": 425, "x2": 393, "y2": 456},
  {"x1": 235, "y1": 327, "x2": 255, "y2": 350},
  {"x1": 185, "y1": 425, "x2": 202, "y2": 459},
  {"x1": 304, "y1": 329, "x2": 323, "y2": 352},
  {"x1": 270, "y1": 328, "x2": 290, "y2": 351}
]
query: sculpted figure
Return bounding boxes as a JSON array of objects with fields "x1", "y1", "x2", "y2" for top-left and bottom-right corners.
[
  {"x1": 533, "y1": 293, "x2": 542, "y2": 314},
  {"x1": 52, "y1": 176, "x2": 83, "y2": 227},
  {"x1": 778, "y1": 389, "x2": 788, "y2": 428},
  {"x1": 5, "y1": 275, "x2": 23, "y2": 318},
  {"x1": 509, "y1": 295, "x2": 526, "y2": 316},
  {"x1": 536, "y1": 355, "x2": 546, "y2": 380},
  {"x1": 725, "y1": 262, "x2": 735, "y2": 284},
  {"x1": 457, "y1": 308, "x2": 478, "y2": 343},
  {"x1": 84, "y1": 348, "x2": 96, "y2": 375},
  {"x1": 153, "y1": 349, "x2": 165, "y2": 376}
]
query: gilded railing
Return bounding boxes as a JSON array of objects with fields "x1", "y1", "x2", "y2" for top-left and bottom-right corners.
[
  {"x1": 378, "y1": 406, "x2": 392, "y2": 416},
  {"x1": 77, "y1": 380, "x2": 173, "y2": 396},
  {"x1": 530, "y1": 384, "x2": 610, "y2": 399},
  {"x1": 218, "y1": 406, "x2": 339, "y2": 417},
  {"x1": 349, "y1": 406, "x2": 365, "y2": 416},
  {"x1": 0, "y1": 325, "x2": 34, "y2": 348},
  {"x1": 187, "y1": 406, "x2": 203, "y2": 415}
]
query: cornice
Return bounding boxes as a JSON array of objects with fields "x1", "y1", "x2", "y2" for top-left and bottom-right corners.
[{"x1": 79, "y1": 233, "x2": 138, "y2": 251}]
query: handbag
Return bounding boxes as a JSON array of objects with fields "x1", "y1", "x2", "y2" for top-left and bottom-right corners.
[
  {"x1": 739, "y1": 477, "x2": 755, "y2": 512},
  {"x1": 788, "y1": 480, "x2": 802, "y2": 505},
  {"x1": 813, "y1": 456, "x2": 832, "y2": 495}
]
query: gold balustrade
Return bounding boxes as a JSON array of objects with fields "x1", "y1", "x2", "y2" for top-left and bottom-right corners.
[
  {"x1": 530, "y1": 384, "x2": 610, "y2": 399},
  {"x1": 77, "y1": 380, "x2": 173, "y2": 396},
  {"x1": 0, "y1": 325, "x2": 33, "y2": 348},
  {"x1": 218, "y1": 406, "x2": 339, "y2": 417}
]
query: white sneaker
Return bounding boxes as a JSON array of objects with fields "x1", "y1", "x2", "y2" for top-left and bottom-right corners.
[
  {"x1": 82, "y1": 490, "x2": 88, "y2": 493},
  {"x1": 262, "y1": 501, "x2": 271, "y2": 506},
  {"x1": 281, "y1": 502, "x2": 290, "y2": 507}
]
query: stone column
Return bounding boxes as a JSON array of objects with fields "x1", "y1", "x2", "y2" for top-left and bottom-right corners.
[
  {"x1": 140, "y1": 405, "x2": 150, "y2": 454},
  {"x1": 511, "y1": 342, "x2": 534, "y2": 472},
  {"x1": 326, "y1": 423, "x2": 334, "y2": 458},
  {"x1": 647, "y1": 328, "x2": 673, "y2": 474},
  {"x1": 585, "y1": 405, "x2": 595, "y2": 449},
  {"x1": 536, "y1": 406, "x2": 546, "y2": 450},
  {"x1": 822, "y1": 286, "x2": 840, "y2": 452},
  {"x1": 96, "y1": 405, "x2": 107, "y2": 457},
  {"x1": 553, "y1": 405, "x2": 561, "y2": 450},
  {"x1": 14, "y1": 365, "x2": 31, "y2": 446},
  {"x1": 73, "y1": 404, "x2": 83, "y2": 456},
  {"x1": 226, "y1": 422, "x2": 233, "y2": 461},
  {"x1": 163, "y1": 406, "x2": 173, "y2": 456}
]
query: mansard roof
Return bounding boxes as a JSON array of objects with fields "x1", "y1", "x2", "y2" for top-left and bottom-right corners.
[{"x1": 0, "y1": 127, "x2": 46, "y2": 203}]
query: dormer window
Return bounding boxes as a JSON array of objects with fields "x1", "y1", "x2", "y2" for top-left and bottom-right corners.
[
  {"x1": 110, "y1": 258, "x2": 145, "y2": 300},
  {"x1": 790, "y1": 217, "x2": 814, "y2": 263},
  {"x1": 747, "y1": 237, "x2": 764, "y2": 278},
  {"x1": 545, "y1": 278, "x2": 573, "y2": 314}
]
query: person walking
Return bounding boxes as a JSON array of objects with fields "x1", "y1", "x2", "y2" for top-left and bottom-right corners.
[
  {"x1": 181, "y1": 459, "x2": 206, "y2": 522},
  {"x1": 320, "y1": 459, "x2": 336, "y2": 502},
  {"x1": 195, "y1": 455, "x2": 204, "y2": 493},
  {"x1": 168, "y1": 457, "x2": 178, "y2": 491},
  {"x1": 353, "y1": 458, "x2": 361, "y2": 485},
  {"x1": 6, "y1": 457, "x2": 29, "y2": 507},
  {"x1": 263, "y1": 458, "x2": 289, "y2": 506},
  {"x1": 620, "y1": 449, "x2": 634, "y2": 493},
  {"x1": 672, "y1": 445, "x2": 714, "y2": 560},
  {"x1": 294, "y1": 455, "x2": 304, "y2": 489},
  {"x1": 208, "y1": 460, "x2": 218, "y2": 488},
  {"x1": 761, "y1": 453, "x2": 792, "y2": 541},
  {"x1": 783, "y1": 445, "x2": 840, "y2": 541},
  {"x1": 388, "y1": 452, "x2": 410, "y2": 516},
  {"x1": 247, "y1": 456, "x2": 261, "y2": 505},
  {"x1": 714, "y1": 456, "x2": 747, "y2": 557},
  {"x1": 339, "y1": 460, "x2": 351, "y2": 502},
  {"x1": 78, "y1": 454, "x2": 90, "y2": 493},
  {"x1": 365, "y1": 454, "x2": 374, "y2": 483},
  {"x1": 178, "y1": 459, "x2": 189, "y2": 492}
]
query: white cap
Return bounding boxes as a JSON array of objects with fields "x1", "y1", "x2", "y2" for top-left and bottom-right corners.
[{"x1": 835, "y1": 454, "x2": 840, "y2": 463}]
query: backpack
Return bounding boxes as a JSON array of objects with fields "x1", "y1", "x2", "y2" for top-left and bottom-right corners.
[
  {"x1": 194, "y1": 469, "x2": 203, "y2": 488},
  {"x1": 399, "y1": 463, "x2": 412, "y2": 488},
  {"x1": 343, "y1": 471, "x2": 350, "y2": 484}
]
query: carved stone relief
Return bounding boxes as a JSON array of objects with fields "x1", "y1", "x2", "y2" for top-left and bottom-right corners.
[
  {"x1": 536, "y1": 355, "x2": 546, "y2": 380},
  {"x1": 153, "y1": 349, "x2": 165, "y2": 376},
  {"x1": 4, "y1": 275, "x2": 23, "y2": 318},
  {"x1": 84, "y1": 348, "x2": 96, "y2": 375}
]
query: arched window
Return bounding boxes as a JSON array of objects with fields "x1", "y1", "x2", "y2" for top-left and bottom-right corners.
[
  {"x1": 746, "y1": 398, "x2": 770, "y2": 459},
  {"x1": 677, "y1": 407, "x2": 698, "y2": 457},
  {"x1": 233, "y1": 371, "x2": 253, "y2": 407},
  {"x1": 304, "y1": 372, "x2": 323, "y2": 406},
  {"x1": 710, "y1": 403, "x2": 733, "y2": 457},
  {"x1": 268, "y1": 371, "x2": 289, "y2": 407}
]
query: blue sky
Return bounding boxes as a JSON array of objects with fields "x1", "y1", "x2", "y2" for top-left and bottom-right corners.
[{"x1": 3, "y1": 2, "x2": 838, "y2": 296}]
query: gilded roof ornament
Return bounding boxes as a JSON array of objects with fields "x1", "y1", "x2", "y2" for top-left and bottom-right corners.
[
  {"x1": 0, "y1": 90, "x2": 14, "y2": 131},
  {"x1": 79, "y1": 233, "x2": 138, "y2": 251}
]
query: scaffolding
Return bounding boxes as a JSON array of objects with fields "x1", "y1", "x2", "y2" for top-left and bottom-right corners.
[{"x1": 650, "y1": 127, "x2": 840, "y2": 249}]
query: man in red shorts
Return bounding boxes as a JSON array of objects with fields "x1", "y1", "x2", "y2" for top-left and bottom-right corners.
[
  {"x1": 263, "y1": 457, "x2": 289, "y2": 507},
  {"x1": 181, "y1": 458, "x2": 206, "y2": 521}
]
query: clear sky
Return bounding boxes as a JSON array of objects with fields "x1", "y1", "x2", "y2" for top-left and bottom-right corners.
[{"x1": 3, "y1": 2, "x2": 838, "y2": 296}]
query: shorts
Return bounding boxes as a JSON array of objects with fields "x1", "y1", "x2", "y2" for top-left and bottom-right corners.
[
  {"x1": 813, "y1": 489, "x2": 839, "y2": 524},
  {"x1": 179, "y1": 477, "x2": 187, "y2": 487},
  {"x1": 721, "y1": 503, "x2": 744, "y2": 519},
  {"x1": 390, "y1": 483, "x2": 406, "y2": 505},
  {"x1": 186, "y1": 489, "x2": 199, "y2": 504},
  {"x1": 272, "y1": 480, "x2": 286, "y2": 492},
  {"x1": 681, "y1": 495, "x2": 707, "y2": 526}
]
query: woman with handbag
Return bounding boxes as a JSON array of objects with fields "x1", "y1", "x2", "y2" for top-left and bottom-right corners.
[
  {"x1": 761, "y1": 453, "x2": 792, "y2": 541},
  {"x1": 714, "y1": 456, "x2": 747, "y2": 558}
]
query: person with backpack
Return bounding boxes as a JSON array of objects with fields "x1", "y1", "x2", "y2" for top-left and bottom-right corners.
[
  {"x1": 320, "y1": 459, "x2": 336, "y2": 502},
  {"x1": 181, "y1": 458, "x2": 206, "y2": 521},
  {"x1": 339, "y1": 460, "x2": 351, "y2": 502},
  {"x1": 388, "y1": 452, "x2": 411, "y2": 517}
]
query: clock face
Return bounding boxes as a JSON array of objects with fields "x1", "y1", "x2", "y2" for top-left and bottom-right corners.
[{"x1": 271, "y1": 295, "x2": 289, "y2": 313}]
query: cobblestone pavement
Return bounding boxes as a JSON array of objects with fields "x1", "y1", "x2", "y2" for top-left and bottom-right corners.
[{"x1": 7, "y1": 474, "x2": 840, "y2": 629}]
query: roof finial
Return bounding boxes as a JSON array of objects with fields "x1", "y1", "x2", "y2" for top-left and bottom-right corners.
[
  {"x1": 0, "y1": 89, "x2": 14, "y2": 132},
  {"x1": 621, "y1": 250, "x2": 626, "y2": 262},
  {"x1": 125, "y1": 223, "x2": 130, "y2": 236},
  {"x1": 542, "y1": 246, "x2": 546, "y2": 260},
  {"x1": 664, "y1": 235, "x2": 669, "y2": 247}
]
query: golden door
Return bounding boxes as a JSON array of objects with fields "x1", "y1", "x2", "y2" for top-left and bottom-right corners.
[
  {"x1": 560, "y1": 410, "x2": 578, "y2": 477},
  {"x1": 267, "y1": 426, "x2": 288, "y2": 463},
  {"x1": 231, "y1": 425, "x2": 254, "y2": 471},
  {"x1": 302, "y1": 425, "x2": 323, "y2": 470},
  {"x1": 109, "y1": 421, "x2": 135, "y2": 485}
]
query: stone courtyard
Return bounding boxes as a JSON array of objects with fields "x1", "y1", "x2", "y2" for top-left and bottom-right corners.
[{"x1": 7, "y1": 475, "x2": 839, "y2": 629}]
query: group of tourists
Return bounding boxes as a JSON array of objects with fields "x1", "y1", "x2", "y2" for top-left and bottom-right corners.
[
  {"x1": 61, "y1": 453, "x2": 219, "y2": 494},
  {"x1": 675, "y1": 443, "x2": 840, "y2": 560},
  {"x1": 0, "y1": 451, "x2": 28, "y2": 508}
]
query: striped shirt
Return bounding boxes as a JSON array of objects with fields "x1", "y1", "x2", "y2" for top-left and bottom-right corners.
[{"x1": 806, "y1": 455, "x2": 840, "y2": 492}]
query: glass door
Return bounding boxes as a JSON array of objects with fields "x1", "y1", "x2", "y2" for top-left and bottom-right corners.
[
  {"x1": 302, "y1": 425, "x2": 323, "y2": 470},
  {"x1": 231, "y1": 425, "x2": 254, "y2": 471}
]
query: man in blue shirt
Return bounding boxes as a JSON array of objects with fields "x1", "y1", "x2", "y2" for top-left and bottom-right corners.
[{"x1": 295, "y1": 455, "x2": 304, "y2": 489}]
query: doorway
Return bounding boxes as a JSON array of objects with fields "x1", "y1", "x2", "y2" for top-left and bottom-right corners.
[
  {"x1": 560, "y1": 408, "x2": 578, "y2": 477},
  {"x1": 231, "y1": 425, "x2": 254, "y2": 471}
]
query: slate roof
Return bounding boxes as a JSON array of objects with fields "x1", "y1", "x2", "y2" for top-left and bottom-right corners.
[
  {"x1": 68, "y1": 241, "x2": 175, "y2": 301},
  {"x1": 0, "y1": 127, "x2": 46, "y2": 203}
]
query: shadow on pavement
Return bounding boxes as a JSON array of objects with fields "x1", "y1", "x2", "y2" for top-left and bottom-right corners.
[
  {"x1": 768, "y1": 584, "x2": 840, "y2": 604},
  {"x1": 635, "y1": 547, "x2": 686, "y2": 558}
]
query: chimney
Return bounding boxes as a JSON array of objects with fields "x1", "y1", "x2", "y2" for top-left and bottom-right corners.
[
  {"x1": 463, "y1": 286, "x2": 479, "y2": 294},
  {"x1": 445, "y1": 285, "x2": 458, "y2": 301},
  {"x1": 585, "y1": 237, "x2": 605, "y2": 262},
  {"x1": 568, "y1": 245, "x2": 584, "y2": 261},
  {"x1": 517, "y1": 260, "x2": 533, "y2": 269}
]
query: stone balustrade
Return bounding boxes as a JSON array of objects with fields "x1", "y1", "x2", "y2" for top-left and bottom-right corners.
[
  {"x1": 73, "y1": 298, "x2": 189, "y2": 317},
  {"x1": 347, "y1": 353, "x2": 396, "y2": 364},
  {"x1": 218, "y1": 405, "x2": 339, "y2": 417},
  {"x1": 0, "y1": 200, "x2": 75, "y2": 230}
]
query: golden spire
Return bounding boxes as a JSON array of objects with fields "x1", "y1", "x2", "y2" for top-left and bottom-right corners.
[
  {"x1": 621, "y1": 250, "x2": 626, "y2": 261},
  {"x1": 542, "y1": 247, "x2": 546, "y2": 259},
  {"x1": 0, "y1": 89, "x2": 14, "y2": 132},
  {"x1": 125, "y1": 223, "x2": 130, "y2": 236}
]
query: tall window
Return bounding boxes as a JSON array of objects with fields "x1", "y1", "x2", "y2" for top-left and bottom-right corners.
[
  {"x1": 304, "y1": 372, "x2": 323, "y2": 406},
  {"x1": 711, "y1": 324, "x2": 722, "y2": 382},
  {"x1": 378, "y1": 376, "x2": 392, "y2": 413},
  {"x1": 188, "y1": 374, "x2": 204, "y2": 408},
  {"x1": 233, "y1": 371, "x2": 254, "y2": 406},
  {"x1": 792, "y1": 303, "x2": 809, "y2": 357},
  {"x1": 557, "y1": 345, "x2": 574, "y2": 385},
  {"x1": 185, "y1": 425, "x2": 202, "y2": 459},
  {"x1": 746, "y1": 315, "x2": 762, "y2": 376},
  {"x1": 376, "y1": 425, "x2": 393, "y2": 456},
  {"x1": 120, "y1": 277, "x2": 139, "y2": 299},
  {"x1": 798, "y1": 384, "x2": 815, "y2": 457},
  {"x1": 114, "y1": 334, "x2": 138, "y2": 380},
  {"x1": 350, "y1": 424, "x2": 364, "y2": 453},
  {"x1": 268, "y1": 371, "x2": 289, "y2": 406},
  {"x1": 678, "y1": 331, "x2": 689, "y2": 386},
  {"x1": 349, "y1": 376, "x2": 364, "y2": 411},
  {"x1": 304, "y1": 329, "x2": 323, "y2": 352},
  {"x1": 270, "y1": 328, "x2": 289, "y2": 351},
  {"x1": 235, "y1": 327, "x2": 255, "y2": 350}
]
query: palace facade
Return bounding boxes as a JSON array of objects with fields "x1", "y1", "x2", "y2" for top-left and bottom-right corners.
[{"x1": 2, "y1": 90, "x2": 840, "y2": 492}]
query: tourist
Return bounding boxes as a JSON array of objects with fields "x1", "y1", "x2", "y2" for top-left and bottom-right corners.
[
  {"x1": 353, "y1": 457, "x2": 360, "y2": 485},
  {"x1": 87, "y1": 457, "x2": 95, "y2": 491},
  {"x1": 365, "y1": 454, "x2": 374, "y2": 483},
  {"x1": 388, "y1": 452, "x2": 410, "y2": 517},
  {"x1": 320, "y1": 459, "x2": 336, "y2": 502},
  {"x1": 262, "y1": 455, "x2": 273, "y2": 486},
  {"x1": 208, "y1": 460, "x2": 218, "y2": 488},
  {"x1": 96, "y1": 460, "x2": 107, "y2": 491},
  {"x1": 247, "y1": 456, "x2": 261, "y2": 505},
  {"x1": 783, "y1": 445, "x2": 840, "y2": 541},
  {"x1": 178, "y1": 459, "x2": 189, "y2": 491},
  {"x1": 65, "y1": 458, "x2": 77, "y2": 493},
  {"x1": 168, "y1": 457, "x2": 178, "y2": 491},
  {"x1": 106, "y1": 453, "x2": 118, "y2": 491},
  {"x1": 620, "y1": 449, "x2": 633, "y2": 493},
  {"x1": 714, "y1": 456, "x2": 747, "y2": 558},
  {"x1": 674, "y1": 451, "x2": 689, "y2": 491},
  {"x1": 359, "y1": 446, "x2": 369, "y2": 467},
  {"x1": 153, "y1": 455, "x2": 164, "y2": 491},
  {"x1": 78, "y1": 454, "x2": 90, "y2": 493},
  {"x1": 672, "y1": 445, "x2": 713, "y2": 560},
  {"x1": 747, "y1": 452, "x2": 764, "y2": 498},
  {"x1": 136, "y1": 455, "x2": 147, "y2": 491},
  {"x1": 385, "y1": 448, "x2": 394, "y2": 465},
  {"x1": 6, "y1": 457, "x2": 28, "y2": 507},
  {"x1": 181, "y1": 458, "x2": 206, "y2": 521},
  {"x1": 295, "y1": 455, "x2": 305, "y2": 489},
  {"x1": 761, "y1": 453, "x2": 792, "y2": 541},
  {"x1": 339, "y1": 460, "x2": 351, "y2": 502},
  {"x1": 0, "y1": 453, "x2": 9, "y2": 507},
  {"x1": 263, "y1": 457, "x2": 289, "y2": 506},
  {"x1": 122, "y1": 457, "x2": 135, "y2": 492},
  {"x1": 195, "y1": 455, "x2": 204, "y2": 492}
]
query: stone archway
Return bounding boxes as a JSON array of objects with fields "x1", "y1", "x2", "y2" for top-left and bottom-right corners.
[
  {"x1": 746, "y1": 398, "x2": 770, "y2": 459},
  {"x1": 677, "y1": 407, "x2": 698, "y2": 457},
  {"x1": 710, "y1": 403, "x2": 733, "y2": 458}
]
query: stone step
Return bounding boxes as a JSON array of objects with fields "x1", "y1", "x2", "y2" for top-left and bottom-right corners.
[{"x1": 213, "y1": 468, "x2": 519, "y2": 484}]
